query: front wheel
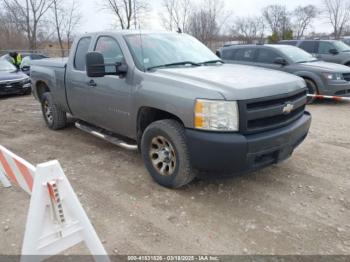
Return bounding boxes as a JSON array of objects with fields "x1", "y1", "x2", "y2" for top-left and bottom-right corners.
[
  {"x1": 305, "y1": 79, "x2": 318, "y2": 104},
  {"x1": 141, "y1": 120, "x2": 195, "y2": 188}
]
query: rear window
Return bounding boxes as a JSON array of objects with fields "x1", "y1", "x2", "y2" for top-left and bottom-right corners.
[
  {"x1": 234, "y1": 48, "x2": 256, "y2": 62},
  {"x1": 299, "y1": 41, "x2": 317, "y2": 53}
]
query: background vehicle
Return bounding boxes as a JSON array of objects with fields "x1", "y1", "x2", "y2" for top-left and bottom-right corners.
[
  {"x1": 30, "y1": 31, "x2": 311, "y2": 188},
  {"x1": 218, "y1": 44, "x2": 350, "y2": 103},
  {"x1": 0, "y1": 60, "x2": 31, "y2": 96},
  {"x1": 341, "y1": 37, "x2": 350, "y2": 46},
  {"x1": 279, "y1": 40, "x2": 350, "y2": 66},
  {"x1": 0, "y1": 53, "x2": 48, "y2": 75}
]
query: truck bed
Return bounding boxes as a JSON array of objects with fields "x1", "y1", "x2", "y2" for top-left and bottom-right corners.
[{"x1": 31, "y1": 57, "x2": 68, "y2": 68}]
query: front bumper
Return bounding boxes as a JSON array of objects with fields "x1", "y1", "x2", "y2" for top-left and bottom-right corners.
[
  {"x1": 0, "y1": 83, "x2": 31, "y2": 95},
  {"x1": 323, "y1": 82, "x2": 350, "y2": 97},
  {"x1": 186, "y1": 112, "x2": 312, "y2": 176}
]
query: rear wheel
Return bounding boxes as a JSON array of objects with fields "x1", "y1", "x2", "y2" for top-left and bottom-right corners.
[
  {"x1": 304, "y1": 78, "x2": 317, "y2": 104},
  {"x1": 41, "y1": 92, "x2": 67, "y2": 130},
  {"x1": 141, "y1": 120, "x2": 195, "y2": 188}
]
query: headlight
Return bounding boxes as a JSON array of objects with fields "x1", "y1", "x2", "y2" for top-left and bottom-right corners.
[
  {"x1": 322, "y1": 72, "x2": 344, "y2": 81},
  {"x1": 194, "y1": 99, "x2": 239, "y2": 131},
  {"x1": 21, "y1": 78, "x2": 31, "y2": 88}
]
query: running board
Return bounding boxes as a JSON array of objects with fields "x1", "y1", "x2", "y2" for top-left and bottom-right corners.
[{"x1": 75, "y1": 121, "x2": 138, "y2": 151}]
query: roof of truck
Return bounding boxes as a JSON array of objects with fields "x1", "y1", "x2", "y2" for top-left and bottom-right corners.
[{"x1": 79, "y1": 30, "x2": 184, "y2": 37}]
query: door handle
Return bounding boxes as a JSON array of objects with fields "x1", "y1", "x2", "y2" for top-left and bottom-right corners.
[{"x1": 87, "y1": 80, "x2": 97, "y2": 87}]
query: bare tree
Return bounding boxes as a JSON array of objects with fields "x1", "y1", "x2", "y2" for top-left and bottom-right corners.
[
  {"x1": 233, "y1": 16, "x2": 265, "y2": 44},
  {"x1": 64, "y1": 0, "x2": 81, "y2": 51},
  {"x1": 160, "y1": 0, "x2": 191, "y2": 32},
  {"x1": 51, "y1": 0, "x2": 64, "y2": 56},
  {"x1": 2, "y1": 0, "x2": 54, "y2": 50},
  {"x1": 51, "y1": 0, "x2": 81, "y2": 56},
  {"x1": 292, "y1": 5, "x2": 318, "y2": 39},
  {"x1": 0, "y1": 7, "x2": 27, "y2": 50},
  {"x1": 323, "y1": 0, "x2": 350, "y2": 39},
  {"x1": 262, "y1": 4, "x2": 291, "y2": 39},
  {"x1": 188, "y1": 0, "x2": 227, "y2": 48},
  {"x1": 103, "y1": 0, "x2": 149, "y2": 29}
]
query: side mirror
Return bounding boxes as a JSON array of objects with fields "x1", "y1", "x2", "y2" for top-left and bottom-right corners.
[
  {"x1": 86, "y1": 52, "x2": 128, "y2": 77},
  {"x1": 86, "y1": 52, "x2": 105, "y2": 78},
  {"x1": 274, "y1": 57, "x2": 288, "y2": 66},
  {"x1": 329, "y1": 48, "x2": 339, "y2": 55},
  {"x1": 116, "y1": 61, "x2": 128, "y2": 76}
]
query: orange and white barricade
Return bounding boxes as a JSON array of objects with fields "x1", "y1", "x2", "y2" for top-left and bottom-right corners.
[
  {"x1": 0, "y1": 145, "x2": 110, "y2": 262},
  {"x1": 308, "y1": 94, "x2": 350, "y2": 102}
]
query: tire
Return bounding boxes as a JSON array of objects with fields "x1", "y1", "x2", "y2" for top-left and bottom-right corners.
[
  {"x1": 141, "y1": 119, "x2": 195, "y2": 188},
  {"x1": 41, "y1": 92, "x2": 67, "y2": 130},
  {"x1": 304, "y1": 78, "x2": 317, "y2": 104}
]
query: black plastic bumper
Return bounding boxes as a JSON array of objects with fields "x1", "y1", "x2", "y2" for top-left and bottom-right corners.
[
  {"x1": 0, "y1": 86, "x2": 31, "y2": 96},
  {"x1": 186, "y1": 112, "x2": 312, "y2": 176}
]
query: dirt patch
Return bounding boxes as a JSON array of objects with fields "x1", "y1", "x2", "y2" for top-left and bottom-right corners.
[{"x1": 0, "y1": 96, "x2": 349, "y2": 255}]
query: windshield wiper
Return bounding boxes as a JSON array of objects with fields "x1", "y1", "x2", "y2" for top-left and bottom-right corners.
[
  {"x1": 147, "y1": 61, "x2": 201, "y2": 71},
  {"x1": 200, "y1": 59, "x2": 224, "y2": 65}
]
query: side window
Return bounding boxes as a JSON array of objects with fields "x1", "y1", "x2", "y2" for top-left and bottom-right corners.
[
  {"x1": 95, "y1": 36, "x2": 124, "y2": 63},
  {"x1": 318, "y1": 42, "x2": 335, "y2": 54},
  {"x1": 256, "y1": 49, "x2": 280, "y2": 64},
  {"x1": 234, "y1": 48, "x2": 256, "y2": 62},
  {"x1": 222, "y1": 49, "x2": 237, "y2": 60},
  {"x1": 299, "y1": 41, "x2": 316, "y2": 53},
  {"x1": 74, "y1": 37, "x2": 92, "y2": 71}
]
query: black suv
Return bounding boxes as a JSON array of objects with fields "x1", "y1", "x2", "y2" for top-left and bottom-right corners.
[{"x1": 279, "y1": 40, "x2": 350, "y2": 66}]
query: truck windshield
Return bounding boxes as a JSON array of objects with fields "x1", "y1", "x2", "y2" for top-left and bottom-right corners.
[
  {"x1": 274, "y1": 45, "x2": 318, "y2": 63},
  {"x1": 124, "y1": 33, "x2": 219, "y2": 71}
]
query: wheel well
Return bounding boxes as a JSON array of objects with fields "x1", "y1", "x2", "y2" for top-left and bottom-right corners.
[
  {"x1": 36, "y1": 81, "x2": 50, "y2": 102},
  {"x1": 137, "y1": 107, "x2": 184, "y2": 142},
  {"x1": 301, "y1": 76, "x2": 319, "y2": 93}
]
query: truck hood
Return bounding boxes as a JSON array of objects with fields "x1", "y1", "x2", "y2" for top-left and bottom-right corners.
[
  {"x1": 299, "y1": 61, "x2": 350, "y2": 73},
  {"x1": 153, "y1": 64, "x2": 305, "y2": 100}
]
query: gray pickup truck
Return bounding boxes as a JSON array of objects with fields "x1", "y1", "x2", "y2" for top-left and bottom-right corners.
[{"x1": 31, "y1": 31, "x2": 311, "y2": 188}]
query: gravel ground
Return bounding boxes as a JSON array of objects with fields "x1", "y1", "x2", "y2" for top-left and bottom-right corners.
[{"x1": 0, "y1": 95, "x2": 349, "y2": 256}]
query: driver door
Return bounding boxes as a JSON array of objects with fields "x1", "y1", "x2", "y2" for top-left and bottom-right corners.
[
  {"x1": 318, "y1": 42, "x2": 339, "y2": 63},
  {"x1": 254, "y1": 48, "x2": 288, "y2": 72},
  {"x1": 86, "y1": 36, "x2": 133, "y2": 137}
]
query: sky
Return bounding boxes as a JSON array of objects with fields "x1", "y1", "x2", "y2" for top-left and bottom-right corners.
[{"x1": 76, "y1": 0, "x2": 332, "y2": 34}]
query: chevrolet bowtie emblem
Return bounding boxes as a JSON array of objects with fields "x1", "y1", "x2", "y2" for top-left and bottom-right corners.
[{"x1": 283, "y1": 103, "x2": 294, "y2": 114}]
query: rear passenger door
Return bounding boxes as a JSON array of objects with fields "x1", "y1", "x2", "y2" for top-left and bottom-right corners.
[{"x1": 66, "y1": 36, "x2": 92, "y2": 120}]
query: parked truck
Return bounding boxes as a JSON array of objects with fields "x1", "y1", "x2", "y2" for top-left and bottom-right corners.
[{"x1": 30, "y1": 31, "x2": 311, "y2": 188}]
